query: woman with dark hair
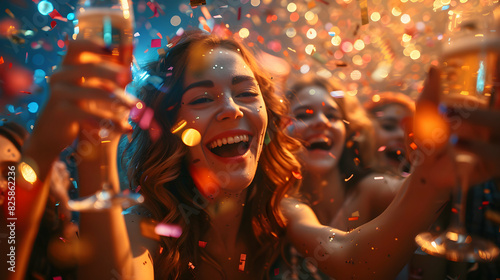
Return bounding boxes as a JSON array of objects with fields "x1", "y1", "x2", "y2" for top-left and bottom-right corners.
[{"x1": 18, "y1": 31, "x2": 500, "y2": 280}]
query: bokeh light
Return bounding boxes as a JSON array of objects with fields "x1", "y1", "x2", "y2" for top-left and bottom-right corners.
[{"x1": 38, "y1": 0, "x2": 54, "y2": 16}]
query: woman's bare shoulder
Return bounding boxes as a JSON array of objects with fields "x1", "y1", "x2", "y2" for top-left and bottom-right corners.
[
  {"x1": 123, "y1": 205, "x2": 161, "y2": 257},
  {"x1": 123, "y1": 204, "x2": 159, "y2": 279}
]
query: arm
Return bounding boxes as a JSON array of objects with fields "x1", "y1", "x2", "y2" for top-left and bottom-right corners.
[
  {"x1": 358, "y1": 173, "x2": 403, "y2": 218},
  {"x1": 283, "y1": 166, "x2": 449, "y2": 279},
  {"x1": 3, "y1": 39, "x2": 137, "y2": 280},
  {"x1": 283, "y1": 67, "x2": 464, "y2": 279}
]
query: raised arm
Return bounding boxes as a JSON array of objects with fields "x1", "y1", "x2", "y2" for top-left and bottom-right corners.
[{"x1": 4, "y1": 39, "x2": 138, "y2": 280}]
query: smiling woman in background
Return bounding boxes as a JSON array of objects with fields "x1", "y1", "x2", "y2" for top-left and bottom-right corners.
[{"x1": 363, "y1": 92, "x2": 415, "y2": 177}]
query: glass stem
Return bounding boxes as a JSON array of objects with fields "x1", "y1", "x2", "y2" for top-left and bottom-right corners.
[{"x1": 449, "y1": 153, "x2": 475, "y2": 236}]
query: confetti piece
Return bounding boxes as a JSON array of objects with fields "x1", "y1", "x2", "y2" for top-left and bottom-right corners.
[
  {"x1": 378, "y1": 146, "x2": 386, "y2": 152},
  {"x1": 237, "y1": 7, "x2": 241, "y2": 21},
  {"x1": 348, "y1": 217, "x2": 359, "y2": 221},
  {"x1": 201, "y1": 6, "x2": 212, "y2": 19},
  {"x1": 49, "y1": 9, "x2": 64, "y2": 21},
  {"x1": 344, "y1": 174, "x2": 353, "y2": 181},
  {"x1": 151, "y1": 39, "x2": 161, "y2": 48},
  {"x1": 274, "y1": 268, "x2": 279, "y2": 276},
  {"x1": 53, "y1": 277, "x2": 62, "y2": 280},
  {"x1": 357, "y1": 0, "x2": 369, "y2": 25},
  {"x1": 0, "y1": 57, "x2": 3, "y2": 64},
  {"x1": 292, "y1": 171, "x2": 302, "y2": 180},
  {"x1": 188, "y1": 262, "x2": 195, "y2": 269},
  {"x1": 198, "y1": 241, "x2": 207, "y2": 248},
  {"x1": 238, "y1": 254, "x2": 246, "y2": 271},
  {"x1": 155, "y1": 223, "x2": 182, "y2": 238},
  {"x1": 352, "y1": 211, "x2": 359, "y2": 217},
  {"x1": 50, "y1": 21, "x2": 57, "y2": 29},
  {"x1": 156, "y1": 32, "x2": 162, "y2": 39},
  {"x1": 190, "y1": 0, "x2": 206, "y2": 6},
  {"x1": 410, "y1": 142, "x2": 418, "y2": 150},
  {"x1": 374, "y1": 176, "x2": 384, "y2": 180},
  {"x1": 5, "y1": 9, "x2": 15, "y2": 18},
  {"x1": 140, "y1": 219, "x2": 160, "y2": 241}
]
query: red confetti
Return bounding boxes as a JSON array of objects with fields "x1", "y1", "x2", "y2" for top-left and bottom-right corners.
[
  {"x1": 348, "y1": 217, "x2": 359, "y2": 221},
  {"x1": 237, "y1": 7, "x2": 241, "y2": 20},
  {"x1": 53, "y1": 277, "x2": 62, "y2": 280},
  {"x1": 159, "y1": 247, "x2": 164, "y2": 254},
  {"x1": 135, "y1": 185, "x2": 141, "y2": 193},
  {"x1": 19, "y1": 91, "x2": 31, "y2": 94},
  {"x1": 0, "y1": 56, "x2": 4, "y2": 64},
  {"x1": 482, "y1": 201, "x2": 490, "y2": 206},
  {"x1": 198, "y1": 241, "x2": 207, "y2": 248},
  {"x1": 451, "y1": 208, "x2": 458, "y2": 214},
  {"x1": 156, "y1": 32, "x2": 163, "y2": 39},
  {"x1": 49, "y1": 9, "x2": 64, "y2": 20},
  {"x1": 238, "y1": 254, "x2": 246, "y2": 271},
  {"x1": 292, "y1": 171, "x2": 302, "y2": 180},
  {"x1": 274, "y1": 268, "x2": 279, "y2": 276},
  {"x1": 57, "y1": 39, "x2": 65, "y2": 48},
  {"x1": 50, "y1": 21, "x2": 57, "y2": 29},
  {"x1": 306, "y1": 109, "x2": 313, "y2": 114},
  {"x1": 151, "y1": 39, "x2": 161, "y2": 48}
]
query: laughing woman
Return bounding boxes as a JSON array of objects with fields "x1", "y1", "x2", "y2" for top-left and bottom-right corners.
[{"x1": 19, "y1": 31, "x2": 499, "y2": 280}]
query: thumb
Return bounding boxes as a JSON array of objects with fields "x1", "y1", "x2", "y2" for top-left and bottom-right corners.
[{"x1": 412, "y1": 66, "x2": 450, "y2": 158}]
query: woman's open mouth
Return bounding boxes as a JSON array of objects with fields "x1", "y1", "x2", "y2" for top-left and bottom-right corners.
[
  {"x1": 305, "y1": 136, "x2": 333, "y2": 151},
  {"x1": 384, "y1": 149, "x2": 406, "y2": 163},
  {"x1": 207, "y1": 134, "x2": 251, "y2": 158}
]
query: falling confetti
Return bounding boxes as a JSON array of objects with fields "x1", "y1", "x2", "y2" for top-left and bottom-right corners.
[{"x1": 238, "y1": 254, "x2": 246, "y2": 271}]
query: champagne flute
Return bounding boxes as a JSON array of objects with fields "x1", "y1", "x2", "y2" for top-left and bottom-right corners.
[
  {"x1": 67, "y1": 0, "x2": 142, "y2": 211},
  {"x1": 415, "y1": 4, "x2": 500, "y2": 262}
]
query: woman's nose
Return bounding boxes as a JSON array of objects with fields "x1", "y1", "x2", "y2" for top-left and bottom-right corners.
[
  {"x1": 216, "y1": 94, "x2": 244, "y2": 121},
  {"x1": 311, "y1": 113, "x2": 331, "y2": 128}
]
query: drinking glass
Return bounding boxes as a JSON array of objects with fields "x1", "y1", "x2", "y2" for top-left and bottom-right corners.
[
  {"x1": 67, "y1": 0, "x2": 142, "y2": 211},
  {"x1": 415, "y1": 4, "x2": 500, "y2": 262}
]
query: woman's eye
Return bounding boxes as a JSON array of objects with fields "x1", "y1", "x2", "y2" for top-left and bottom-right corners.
[
  {"x1": 326, "y1": 113, "x2": 341, "y2": 120},
  {"x1": 381, "y1": 123, "x2": 397, "y2": 131},
  {"x1": 189, "y1": 97, "x2": 213, "y2": 105},
  {"x1": 237, "y1": 92, "x2": 259, "y2": 98},
  {"x1": 295, "y1": 113, "x2": 311, "y2": 120}
]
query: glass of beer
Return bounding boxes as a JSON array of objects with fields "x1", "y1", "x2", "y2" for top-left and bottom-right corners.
[
  {"x1": 67, "y1": 0, "x2": 142, "y2": 211},
  {"x1": 415, "y1": 4, "x2": 500, "y2": 262}
]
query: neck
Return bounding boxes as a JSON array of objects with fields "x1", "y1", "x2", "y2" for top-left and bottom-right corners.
[
  {"x1": 302, "y1": 167, "x2": 345, "y2": 224},
  {"x1": 204, "y1": 188, "x2": 247, "y2": 249}
]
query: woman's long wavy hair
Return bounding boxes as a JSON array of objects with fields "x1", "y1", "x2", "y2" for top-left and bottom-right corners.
[
  {"x1": 286, "y1": 75, "x2": 376, "y2": 189},
  {"x1": 123, "y1": 31, "x2": 302, "y2": 279}
]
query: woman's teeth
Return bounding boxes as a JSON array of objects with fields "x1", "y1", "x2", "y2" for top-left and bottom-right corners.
[{"x1": 209, "y1": 135, "x2": 249, "y2": 149}]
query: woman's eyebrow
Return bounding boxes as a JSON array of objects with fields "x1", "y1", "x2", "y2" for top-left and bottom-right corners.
[
  {"x1": 232, "y1": 75, "x2": 256, "y2": 85},
  {"x1": 184, "y1": 80, "x2": 214, "y2": 93}
]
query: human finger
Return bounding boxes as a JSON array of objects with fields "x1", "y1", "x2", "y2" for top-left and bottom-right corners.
[
  {"x1": 50, "y1": 63, "x2": 132, "y2": 89},
  {"x1": 413, "y1": 66, "x2": 449, "y2": 153},
  {"x1": 51, "y1": 83, "x2": 137, "y2": 109},
  {"x1": 62, "y1": 39, "x2": 116, "y2": 65}
]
